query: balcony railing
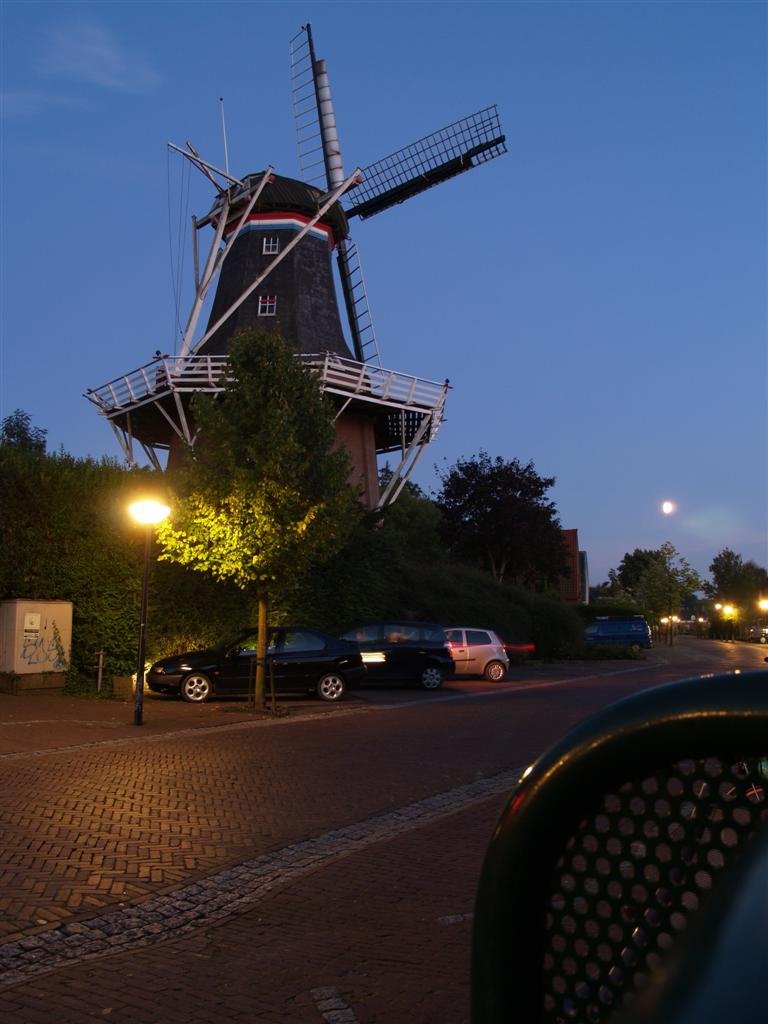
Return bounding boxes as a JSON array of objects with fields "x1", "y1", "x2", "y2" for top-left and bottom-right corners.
[{"x1": 85, "y1": 352, "x2": 449, "y2": 419}]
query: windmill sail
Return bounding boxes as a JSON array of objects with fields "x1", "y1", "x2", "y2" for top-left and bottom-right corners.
[
  {"x1": 291, "y1": 22, "x2": 381, "y2": 365},
  {"x1": 289, "y1": 25, "x2": 327, "y2": 189},
  {"x1": 346, "y1": 106, "x2": 506, "y2": 221},
  {"x1": 336, "y1": 238, "x2": 381, "y2": 366}
]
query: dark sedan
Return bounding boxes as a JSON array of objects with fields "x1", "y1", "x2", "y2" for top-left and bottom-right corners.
[{"x1": 146, "y1": 627, "x2": 365, "y2": 703}]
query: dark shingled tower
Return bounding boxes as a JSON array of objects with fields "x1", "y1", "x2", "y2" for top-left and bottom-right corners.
[{"x1": 198, "y1": 173, "x2": 353, "y2": 360}]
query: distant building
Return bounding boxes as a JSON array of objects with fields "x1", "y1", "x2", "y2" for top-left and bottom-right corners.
[{"x1": 558, "y1": 529, "x2": 589, "y2": 604}]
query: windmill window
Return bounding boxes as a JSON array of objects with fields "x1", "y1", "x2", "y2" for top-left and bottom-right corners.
[
  {"x1": 257, "y1": 295, "x2": 277, "y2": 316},
  {"x1": 262, "y1": 236, "x2": 280, "y2": 255}
]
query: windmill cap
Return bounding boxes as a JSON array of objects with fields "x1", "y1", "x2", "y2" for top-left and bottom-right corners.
[{"x1": 206, "y1": 171, "x2": 349, "y2": 244}]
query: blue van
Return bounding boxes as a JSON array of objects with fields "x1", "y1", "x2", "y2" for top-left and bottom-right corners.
[{"x1": 584, "y1": 617, "x2": 652, "y2": 651}]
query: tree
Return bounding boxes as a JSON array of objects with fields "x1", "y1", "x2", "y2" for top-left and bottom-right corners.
[
  {"x1": 0, "y1": 409, "x2": 47, "y2": 453},
  {"x1": 434, "y1": 451, "x2": 567, "y2": 587},
  {"x1": 607, "y1": 549, "x2": 667, "y2": 598},
  {"x1": 705, "y1": 548, "x2": 768, "y2": 607},
  {"x1": 156, "y1": 331, "x2": 359, "y2": 706},
  {"x1": 634, "y1": 542, "x2": 703, "y2": 643}
]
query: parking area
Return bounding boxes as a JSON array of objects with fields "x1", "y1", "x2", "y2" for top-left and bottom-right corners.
[{"x1": 0, "y1": 666, "x2": 570, "y2": 757}]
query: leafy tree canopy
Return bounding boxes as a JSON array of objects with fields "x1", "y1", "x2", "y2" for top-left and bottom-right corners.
[
  {"x1": 0, "y1": 409, "x2": 47, "y2": 453},
  {"x1": 607, "y1": 548, "x2": 667, "y2": 598},
  {"x1": 704, "y1": 548, "x2": 768, "y2": 607},
  {"x1": 634, "y1": 542, "x2": 703, "y2": 622},
  {"x1": 434, "y1": 450, "x2": 567, "y2": 587},
  {"x1": 157, "y1": 331, "x2": 359, "y2": 591}
]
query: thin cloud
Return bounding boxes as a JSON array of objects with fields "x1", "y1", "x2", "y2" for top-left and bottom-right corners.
[
  {"x1": 38, "y1": 22, "x2": 161, "y2": 93},
  {"x1": 1, "y1": 90, "x2": 88, "y2": 118}
]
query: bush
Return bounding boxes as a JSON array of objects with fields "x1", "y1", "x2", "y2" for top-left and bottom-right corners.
[
  {"x1": 508, "y1": 590, "x2": 585, "y2": 658},
  {"x1": 147, "y1": 561, "x2": 253, "y2": 661}
]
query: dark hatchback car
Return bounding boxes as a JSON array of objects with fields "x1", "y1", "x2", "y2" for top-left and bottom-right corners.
[
  {"x1": 146, "y1": 627, "x2": 365, "y2": 703},
  {"x1": 339, "y1": 621, "x2": 454, "y2": 689}
]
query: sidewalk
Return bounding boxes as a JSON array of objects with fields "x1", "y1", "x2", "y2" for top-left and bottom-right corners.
[{"x1": 0, "y1": 690, "x2": 352, "y2": 757}]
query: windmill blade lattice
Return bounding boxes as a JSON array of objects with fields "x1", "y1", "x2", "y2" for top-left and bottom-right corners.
[
  {"x1": 346, "y1": 106, "x2": 506, "y2": 220},
  {"x1": 290, "y1": 22, "x2": 381, "y2": 365},
  {"x1": 289, "y1": 26, "x2": 326, "y2": 188},
  {"x1": 336, "y1": 237, "x2": 381, "y2": 366}
]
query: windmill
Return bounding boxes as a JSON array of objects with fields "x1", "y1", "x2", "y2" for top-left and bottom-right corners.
[{"x1": 85, "y1": 23, "x2": 506, "y2": 509}]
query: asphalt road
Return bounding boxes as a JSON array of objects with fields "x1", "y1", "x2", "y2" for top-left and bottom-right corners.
[{"x1": 0, "y1": 638, "x2": 765, "y2": 1023}]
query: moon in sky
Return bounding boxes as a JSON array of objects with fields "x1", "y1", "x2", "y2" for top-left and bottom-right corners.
[{"x1": 661, "y1": 500, "x2": 677, "y2": 515}]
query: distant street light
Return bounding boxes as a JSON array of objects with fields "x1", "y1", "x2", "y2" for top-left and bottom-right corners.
[
  {"x1": 660, "y1": 614, "x2": 680, "y2": 645},
  {"x1": 720, "y1": 604, "x2": 738, "y2": 643},
  {"x1": 128, "y1": 499, "x2": 170, "y2": 726}
]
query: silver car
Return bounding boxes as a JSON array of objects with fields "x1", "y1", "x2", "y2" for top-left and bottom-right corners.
[{"x1": 444, "y1": 628, "x2": 510, "y2": 681}]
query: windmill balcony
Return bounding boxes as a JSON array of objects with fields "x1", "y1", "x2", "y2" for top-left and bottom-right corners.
[{"x1": 85, "y1": 351, "x2": 449, "y2": 463}]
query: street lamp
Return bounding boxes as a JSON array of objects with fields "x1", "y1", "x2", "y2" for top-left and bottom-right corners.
[
  {"x1": 758, "y1": 599, "x2": 768, "y2": 643},
  {"x1": 129, "y1": 499, "x2": 170, "y2": 726},
  {"x1": 721, "y1": 604, "x2": 737, "y2": 642}
]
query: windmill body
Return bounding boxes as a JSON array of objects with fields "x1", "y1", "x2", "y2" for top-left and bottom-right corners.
[
  {"x1": 197, "y1": 173, "x2": 353, "y2": 361},
  {"x1": 85, "y1": 24, "x2": 506, "y2": 509}
]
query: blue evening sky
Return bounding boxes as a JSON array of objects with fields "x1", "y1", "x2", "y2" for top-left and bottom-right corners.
[{"x1": 1, "y1": 1, "x2": 766, "y2": 583}]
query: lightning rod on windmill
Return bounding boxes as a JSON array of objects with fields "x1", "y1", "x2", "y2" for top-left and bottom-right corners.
[{"x1": 219, "y1": 97, "x2": 229, "y2": 177}]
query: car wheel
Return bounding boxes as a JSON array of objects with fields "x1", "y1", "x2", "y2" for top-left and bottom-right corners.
[
  {"x1": 180, "y1": 672, "x2": 212, "y2": 703},
  {"x1": 760, "y1": 635, "x2": 767, "y2": 644},
  {"x1": 316, "y1": 673, "x2": 346, "y2": 702},
  {"x1": 484, "y1": 660, "x2": 507, "y2": 682},
  {"x1": 629, "y1": 643, "x2": 641, "y2": 653},
  {"x1": 419, "y1": 665, "x2": 444, "y2": 690}
]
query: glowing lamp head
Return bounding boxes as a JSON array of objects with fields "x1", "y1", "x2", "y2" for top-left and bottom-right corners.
[
  {"x1": 661, "y1": 500, "x2": 677, "y2": 515},
  {"x1": 129, "y1": 499, "x2": 170, "y2": 525}
]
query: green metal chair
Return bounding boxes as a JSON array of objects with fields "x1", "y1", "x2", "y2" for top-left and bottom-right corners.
[{"x1": 471, "y1": 670, "x2": 768, "y2": 1023}]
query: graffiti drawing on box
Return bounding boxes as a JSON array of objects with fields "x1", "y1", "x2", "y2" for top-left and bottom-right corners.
[{"x1": 20, "y1": 613, "x2": 66, "y2": 669}]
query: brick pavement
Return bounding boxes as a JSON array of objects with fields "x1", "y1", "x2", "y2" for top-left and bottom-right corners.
[
  {"x1": 0, "y1": 642, "x2": 753, "y2": 1022},
  {"x1": 0, "y1": 693, "x2": 543, "y2": 942},
  {"x1": 0, "y1": 783, "x2": 512, "y2": 1022},
  {"x1": 0, "y1": 685, "x2": 541, "y2": 1023}
]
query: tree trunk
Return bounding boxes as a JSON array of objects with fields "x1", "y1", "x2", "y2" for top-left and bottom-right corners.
[{"x1": 254, "y1": 592, "x2": 268, "y2": 707}]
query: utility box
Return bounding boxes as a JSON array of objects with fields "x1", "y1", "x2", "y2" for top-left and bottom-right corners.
[{"x1": 0, "y1": 599, "x2": 73, "y2": 692}]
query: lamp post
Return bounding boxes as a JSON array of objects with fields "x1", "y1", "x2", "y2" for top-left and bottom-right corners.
[
  {"x1": 758, "y1": 599, "x2": 768, "y2": 644},
  {"x1": 129, "y1": 499, "x2": 170, "y2": 726},
  {"x1": 721, "y1": 604, "x2": 737, "y2": 642}
]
